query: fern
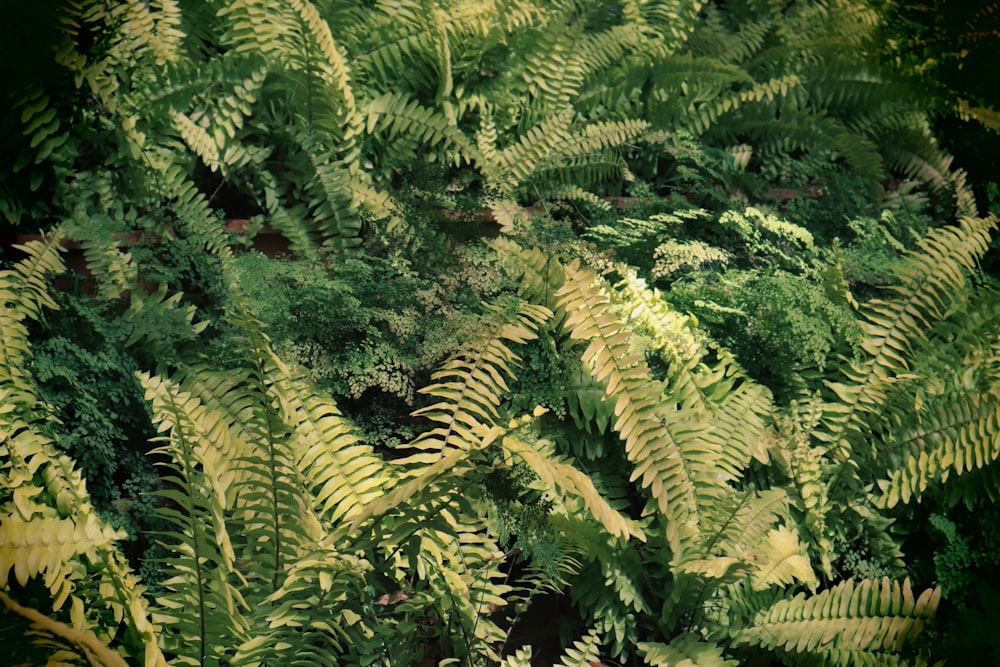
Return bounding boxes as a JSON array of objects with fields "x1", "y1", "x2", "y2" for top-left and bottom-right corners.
[
  {"x1": 141, "y1": 372, "x2": 251, "y2": 666},
  {"x1": 556, "y1": 262, "x2": 705, "y2": 555},
  {"x1": 731, "y1": 577, "x2": 941, "y2": 666},
  {"x1": 399, "y1": 301, "x2": 550, "y2": 462},
  {"x1": 501, "y1": 430, "x2": 642, "y2": 541},
  {"x1": 874, "y1": 392, "x2": 999, "y2": 507},
  {"x1": 822, "y1": 216, "x2": 997, "y2": 465},
  {"x1": 639, "y1": 634, "x2": 737, "y2": 667},
  {"x1": 1, "y1": 238, "x2": 166, "y2": 666},
  {"x1": 555, "y1": 626, "x2": 604, "y2": 667}
]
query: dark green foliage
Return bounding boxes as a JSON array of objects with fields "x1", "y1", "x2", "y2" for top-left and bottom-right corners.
[
  {"x1": 225, "y1": 249, "x2": 504, "y2": 444},
  {"x1": 840, "y1": 211, "x2": 926, "y2": 295},
  {"x1": 28, "y1": 287, "x2": 171, "y2": 583},
  {"x1": 903, "y1": 506, "x2": 1000, "y2": 666},
  {"x1": 228, "y1": 252, "x2": 436, "y2": 404},
  {"x1": 672, "y1": 269, "x2": 861, "y2": 400},
  {"x1": 879, "y1": 0, "x2": 1000, "y2": 216},
  {"x1": 30, "y1": 294, "x2": 151, "y2": 500}
]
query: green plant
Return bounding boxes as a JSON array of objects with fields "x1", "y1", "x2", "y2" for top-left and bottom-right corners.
[
  {"x1": 901, "y1": 506, "x2": 1000, "y2": 666},
  {"x1": 6, "y1": 3, "x2": 1000, "y2": 666}
]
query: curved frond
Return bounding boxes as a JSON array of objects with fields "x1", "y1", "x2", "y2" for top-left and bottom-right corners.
[
  {"x1": 140, "y1": 372, "x2": 250, "y2": 666},
  {"x1": 501, "y1": 432, "x2": 642, "y2": 541}
]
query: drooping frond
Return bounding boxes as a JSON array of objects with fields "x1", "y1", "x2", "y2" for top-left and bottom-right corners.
[
  {"x1": 267, "y1": 354, "x2": 387, "y2": 527},
  {"x1": 0, "y1": 513, "x2": 124, "y2": 612},
  {"x1": 613, "y1": 270, "x2": 774, "y2": 485},
  {"x1": 501, "y1": 431, "x2": 642, "y2": 541},
  {"x1": 140, "y1": 372, "x2": 250, "y2": 666}
]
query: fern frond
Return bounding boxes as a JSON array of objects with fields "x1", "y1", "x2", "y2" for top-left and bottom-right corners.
[
  {"x1": 501, "y1": 433, "x2": 642, "y2": 541},
  {"x1": 0, "y1": 238, "x2": 164, "y2": 665},
  {"x1": 364, "y1": 90, "x2": 476, "y2": 166},
  {"x1": 0, "y1": 589, "x2": 129, "y2": 667},
  {"x1": 233, "y1": 547, "x2": 373, "y2": 666},
  {"x1": 140, "y1": 372, "x2": 250, "y2": 666},
  {"x1": 268, "y1": 356, "x2": 386, "y2": 527},
  {"x1": 556, "y1": 262, "x2": 702, "y2": 555},
  {"x1": 341, "y1": 449, "x2": 470, "y2": 535},
  {"x1": 750, "y1": 525, "x2": 818, "y2": 592},
  {"x1": 556, "y1": 626, "x2": 604, "y2": 667},
  {"x1": 875, "y1": 393, "x2": 1000, "y2": 508},
  {"x1": 732, "y1": 577, "x2": 940, "y2": 666},
  {"x1": 401, "y1": 302, "x2": 551, "y2": 462},
  {"x1": 613, "y1": 270, "x2": 775, "y2": 501},
  {"x1": 822, "y1": 216, "x2": 997, "y2": 461},
  {"x1": 702, "y1": 488, "x2": 791, "y2": 558},
  {"x1": 0, "y1": 514, "x2": 125, "y2": 610},
  {"x1": 499, "y1": 645, "x2": 534, "y2": 667},
  {"x1": 1, "y1": 236, "x2": 64, "y2": 320},
  {"x1": 638, "y1": 634, "x2": 737, "y2": 667},
  {"x1": 498, "y1": 106, "x2": 575, "y2": 189}
]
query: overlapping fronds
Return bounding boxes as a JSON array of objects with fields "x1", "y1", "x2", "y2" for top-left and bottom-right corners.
[
  {"x1": 0, "y1": 240, "x2": 165, "y2": 666},
  {"x1": 822, "y1": 215, "x2": 997, "y2": 460},
  {"x1": 141, "y1": 372, "x2": 250, "y2": 666},
  {"x1": 364, "y1": 90, "x2": 476, "y2": 167},
  {"x1": 876, "y1": 393, "x2": 1000, "y2": 508},
  {"x1": 616, "y1": 270, "x2": 774, "y2": 493},
  {"x1": 501, "y1": 432, "x2": 642, "y2": 541},
  {"x1": 268, "y1": 356, "x2": 387, "y2": 527},
  {"x1": 220, "y1": 0, "x2": 359, "y2": 135},
  {"x1": 517, "y1": 20, "x2": 585, "y2": 119},
  {"x1": 157, "y1": 57, "x2": 268, "y2": 175},
  {"x1": 556, "y1": 261, "x2": 702, "y2": 554},
  {"x1": 232, "y1": 547, "x2": 373, "y2": 666}
]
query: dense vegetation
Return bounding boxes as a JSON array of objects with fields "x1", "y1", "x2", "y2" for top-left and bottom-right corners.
[{"x1": 2, "y1": 1, "x2": 999, "y2": 665}]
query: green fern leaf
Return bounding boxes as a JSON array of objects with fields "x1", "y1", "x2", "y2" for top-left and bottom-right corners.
[
  {"x1": 501, "y1": 433, "x2": 643, "y2": 541},
  {"x1": 733, "y1": 577, "x2": 940, "y2": 666},
  {"x1": 271, "y1": 359, "x2": 386, "y2": 526},
  {"x1": 556, "y1": 626, "x2": 604, "y2": 667},
  {"x1": 0, "y1": 514, "x2": 125, "y2": 609},
  {"x1": 638, "y1": 634, "x2": 737, "y2": 667},
  {"x1": 822, "y1": 216, "x2": 997, "y2": 462},
  {"x1": 876, "y1": 393, "x2": 1000, "y2": 508},
  {"x1": 140, "y1": 372, "x2": 250, "y2": 666},
  {"x1": 401, "y1": 302, "x2": 550, "y2": 461}
]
